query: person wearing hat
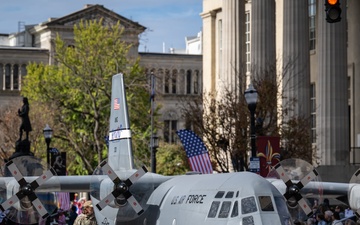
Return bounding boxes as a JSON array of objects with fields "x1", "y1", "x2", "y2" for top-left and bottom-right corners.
[{"x1": 74, "y1": 200, "x2": 97, "y2": 225}]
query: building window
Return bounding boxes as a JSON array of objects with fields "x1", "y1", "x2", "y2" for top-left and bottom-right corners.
[
  {"x1": 164, "y1": 119, "x2": 177, "y2": 143},
  {"x1": 13, "y1": 64, "x2": 19, "y2": 90},
  {"x1": 164, "y1": 69, "x2": 170, "y2": 94},
  {"x1": 164, "y1": 69, "x2": 177, "y2": 94},
  {"x1": 310, "y1": 83, "x2": 316, "y2": 143},
  {"x1": 309, "y1": 0, "x2": 316, "y2": 50},
  {"x1": 172, "y1": 69, "x2": 177, "y2": 94},
  {"x1": 5, "y1": 64, "x2": 11, "y2": 90},
  {"x1": 245, "y1": 11, "x2": 251, "y2": 73},
  {"x1": 186, "y1": 70, "x2": 192, "y2": 94},
  {"x1": 21, "y1": 64, "x2": 27, "y2": 76},
  {"x1": 194, "y1": 70, "x2": 199, "y2": 94},
  {"x1": 0, "y1": 64, "x2": 3, "y2": 90}
]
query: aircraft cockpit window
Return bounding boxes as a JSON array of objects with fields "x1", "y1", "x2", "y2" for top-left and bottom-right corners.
[
  {"x1": 241, "y1": 196, "x2": 257, "y2": 214},
  {"x1": 258, "y1": 196, "x2": 275, "y2": 211},
  {"x1": 218, "y1": 201, "x2": 232, "y2": 218},
  {"x1": 231, "y1": 200, "x2": 239, "y2": 217},
  {"x1": 207, "y1": 201, "x2": 220, "y2": 218},
  {"x1": 225, "y1": 191, "x2": 234, "y2": 198},
  {"x1": 215, "y1": 191, "x2": 225, "y2": 198}
]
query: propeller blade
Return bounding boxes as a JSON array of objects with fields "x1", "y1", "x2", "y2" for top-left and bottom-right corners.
[
  {"x1": 6, "y1": 160, "x2": 27, "y2": 186},
  {"x1": 297, "y1": 197, "x2": 313, "y2": 218},
  {"x1": 96, "y1": 192, "x2": 116, "y2": 211},
  {"x1": 126, "y1": 166, "x2": 147, "y2": 186},
  {"x1": 274, "y1": 164, "x2": 293, "y2": 188},
  {"x1": 0, "y1": 193, "x2": 22, "y2": 211},
  {"x1": 31, "y1": 168, "x2": 56, "y2": 187},
  {"x1": 297, "y1": 169, "x2": 318, "y2": 188},
  {"x1": 29, "y1": 193, "x2": 49, "y2": 219},
  {"x1": 126, "y1": 195, "x2": 144, "y2": 215},
  {"x1": 100, "y1": 161, "x2": 121, "y2": 184}
]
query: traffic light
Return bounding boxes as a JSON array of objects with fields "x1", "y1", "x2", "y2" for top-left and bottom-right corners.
[{"x1": 325, "y1": 0, "x2": 342, "y2": 23}]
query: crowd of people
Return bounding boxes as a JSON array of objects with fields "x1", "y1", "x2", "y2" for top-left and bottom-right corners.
[
  {"x1": 50, "y1": 200, "x2": 96, "y2": 225},
  {"x1": 294, "y1": 199, "x2": 358, "y2": 225},
  {"x1": 0, "y1": 199, "x2": 96, "y2": 225}
]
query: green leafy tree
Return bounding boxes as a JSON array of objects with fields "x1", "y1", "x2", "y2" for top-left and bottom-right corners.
[
  {"x1": 21, "y1": 19, "x2": 150, "y2": 174},
  {"x1": 156, "y1": 143, "x2": 190, "y2": 175}
]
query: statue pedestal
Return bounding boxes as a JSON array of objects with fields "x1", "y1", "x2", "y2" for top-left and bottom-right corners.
[{"x1": 8, "y1": 139, "x2": 34, "y2": 160}]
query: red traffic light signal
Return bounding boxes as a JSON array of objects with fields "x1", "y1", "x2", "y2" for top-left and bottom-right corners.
[{"x1": 325, "y1": 0, "x2": 341, "y2": 23}]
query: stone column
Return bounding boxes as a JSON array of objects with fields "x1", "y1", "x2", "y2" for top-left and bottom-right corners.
[
  {"x1": 317, "y1": 0, "x2": 348, "y2": 165},
  {"x1": 221, "y1": 0, "x2": 245, "y2": 96},
  {"x1": 348, "y1": 0, "x2": 360, "y2": 160},
  {"x1": 282, "y1": 0, "x2": 310, "y2": 120},
  {"x1": 201, "y1": 10, "x2": 217, "y2": 93},
  {"x1": 251, "y1": 0, "x2": 276, "y2": 80}
]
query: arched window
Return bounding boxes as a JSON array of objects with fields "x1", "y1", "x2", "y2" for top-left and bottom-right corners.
[
  {"x1": 186, "y1": 70, "x2": 192, "y2": 94},
  {"x1": 164, "y1": 69, "x2": 170, "y2": 94},
  {"x1": 13, "y1": 64, "x2": 19, "y2": 90},
  {"x1": 163, "y1": 110, "x2": 178, "y2": 143},
  {"x1": 5, "y1": 64, "x2": 11, "y2": 90},
  {"x1": 171, "y1": 69, "x2": 177, "y2": 94},
  {"x1": 194, "y1": 70, "x2": 200, "y2": 94},
  {"x1": 21, "y1": 64, "x2": 27, "y2": 76}
]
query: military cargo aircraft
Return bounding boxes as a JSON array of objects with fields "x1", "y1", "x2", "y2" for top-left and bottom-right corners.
[{"x1": 0, "y1": 73, "x2": 358, "y2": 225}]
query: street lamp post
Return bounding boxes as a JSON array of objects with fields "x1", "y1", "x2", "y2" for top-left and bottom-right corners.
[
  {"x1": 43, "y1": 124, "x2": 53, "y2": 169},
  {"x1": 244, "y1": 84, "x2": 258, "y2": 158},
  {"x1": 150, "y1": 135, "x2": 159, "y2": 173}
]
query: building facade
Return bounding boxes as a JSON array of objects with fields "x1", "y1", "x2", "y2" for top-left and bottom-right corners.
[
  {"x1": 0, "y1": 4, "x2": 202, "y2": 146},
  {"x1": 201, "y1": 0, "x2": 360, "y2": 168}
]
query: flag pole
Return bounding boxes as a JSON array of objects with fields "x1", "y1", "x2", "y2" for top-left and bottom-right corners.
[{"x1": 150, "y1": 72, "x2": 157, "y2": 173}]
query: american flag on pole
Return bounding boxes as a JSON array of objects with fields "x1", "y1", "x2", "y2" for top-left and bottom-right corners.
[{"x1": 176, "y1": 129, "x2": 213, "y2": 174}]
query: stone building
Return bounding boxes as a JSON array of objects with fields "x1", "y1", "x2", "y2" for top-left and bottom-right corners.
[
  {"x1": 201, "y1": 0, "x2": 360, "y2": 181},
  {"x1": 0, "y1": 4, "x2": 202, "y2": 145}
]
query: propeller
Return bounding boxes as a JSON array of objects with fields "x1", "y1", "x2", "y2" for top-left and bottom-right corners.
[
  {"x1": 95, "y1": 161, "x2": 147, "y2": 215},
  {"x1": 268, "y1": 158, "x2": 322, "y2": 219},
  {"x1": 90, "y1": 159, "x2": 156, "y2": 223},
  {"x1": 0, "y1": 155, "x2": 59, "y2": 224}
]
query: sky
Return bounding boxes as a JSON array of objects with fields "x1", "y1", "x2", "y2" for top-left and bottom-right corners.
[{"x1": 0, "y1": 0, "x2": 203, "y2": 53}]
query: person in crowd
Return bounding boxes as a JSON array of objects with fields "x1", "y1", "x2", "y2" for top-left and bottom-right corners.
[
  {"x1": 57, "y1": 209, "x2": 67, "y2": 225},
  {"x1": 315, "y1": 213, "x2": 327, "y2": 225},
  {"x1": 74, "y1": 201, "x2": 96, "y2": 225},
  {"x1": 334, "y1": 205, "x2": 345, "y2": 219},
  {"x1": 344, "y1": 219, "x2": 356, "y2": 225},
  {"x1": 331, "y1": 211, "x2": 341, "y2": 225},
  {"x1": 324, "y1": 210, "x2": 333, "y2": 225},
  {"x1": 68, "y1": 205, "x2": 78, "y2": 225}
]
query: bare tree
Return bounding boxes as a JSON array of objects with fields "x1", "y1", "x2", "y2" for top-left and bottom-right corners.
[{"x1": 179, "y1": 63, "x2": 314, "y2": 172}]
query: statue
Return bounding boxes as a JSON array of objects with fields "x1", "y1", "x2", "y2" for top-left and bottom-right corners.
[
  {"x1": 18, "y1": 97, "x2": 32, "y2": 141},
  {"x1": 6, "y1": 97, "x2": 34, "y2": 161}
]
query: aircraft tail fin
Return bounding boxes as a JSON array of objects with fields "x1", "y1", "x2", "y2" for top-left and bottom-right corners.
[{"x1": 107, "y1": 73, "x2": 134, "y2": 171}]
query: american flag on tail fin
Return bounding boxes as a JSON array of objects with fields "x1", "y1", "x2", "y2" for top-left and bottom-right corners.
[{"x1": 176, "y1": 129, "x2": 213, "y2": 174}]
